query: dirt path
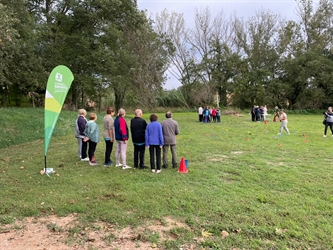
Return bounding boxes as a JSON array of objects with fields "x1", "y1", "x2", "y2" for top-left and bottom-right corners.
[{"x1": 0, "y1": 214, "x2": 197, "y2": 250}]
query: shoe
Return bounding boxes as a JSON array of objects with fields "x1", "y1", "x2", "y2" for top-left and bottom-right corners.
[
  {"x1": 122, "y1": 165, "x2": 132, "y2": 169},
  {"x1": 104, "y1": 161, "x2": 112, "y2": 167},
  {"x1": 81, "y1": 157, "x2": 89, "y2": 162},
  {"x1": 139, "y1": 165, "x2": 148, "y2": 169},
  {"x1": 115, "y1": 163, "x2": 123, "y2": 167},
  {"x1": 151, "y1": 169, "x2": 156, "y2": 173},
  {"x1": 162, "y1": 164, "x2": 168, "y2": 169},
  {"x1": 277, "y1": 133, "x2": 281, "y2": 135},
  {"x1": 156, "y1": 169, "x2": 161, "y2": 173},
  {"x1": 323, "y1": 135, "x2": 327, "y2": 138},
  {"x1": 172, "y1": 164, "x2": 178, "y2": 169},
  {"x1": 89, "y1": 161, "x2": 99, "y2": 166},
  {"x1": 134, "y1": 166, "x2": 139, "y2": 169}
]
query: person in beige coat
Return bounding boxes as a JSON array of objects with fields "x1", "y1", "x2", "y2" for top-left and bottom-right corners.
[{"x1": 103, "y1": 107, "x2": 115, "y2": 166}]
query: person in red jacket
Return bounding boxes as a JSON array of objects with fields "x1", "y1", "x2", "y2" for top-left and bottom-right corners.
[{"x1": 114, "y1": 108, "x2": 131, "y2": 169}]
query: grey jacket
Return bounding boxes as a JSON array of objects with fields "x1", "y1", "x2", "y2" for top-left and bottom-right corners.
[{"x1": 161, "y1": 118, "x2": 180, "y2": 145}]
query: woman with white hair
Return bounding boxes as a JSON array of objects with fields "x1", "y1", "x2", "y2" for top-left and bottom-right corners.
[
  {"x1": 74, "y1": 109, "x2": 89, "y2": 161},
  {"x1": 114, "y1": 108, "x2": 131, "y2": 169}
]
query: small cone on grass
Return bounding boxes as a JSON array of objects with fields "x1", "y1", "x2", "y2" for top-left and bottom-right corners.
[{"x1": 178, "y1": 157, "x2": 188, "y2": 173}]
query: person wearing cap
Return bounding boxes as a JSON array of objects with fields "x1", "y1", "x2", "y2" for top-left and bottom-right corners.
[{"x1": 278, "y1": 109, "x2": 290, "y2": 135}]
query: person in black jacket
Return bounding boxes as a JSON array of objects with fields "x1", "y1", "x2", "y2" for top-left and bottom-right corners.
[
  {"x1": 130, "y1": 109, "x2": 148, "y2": 169},
  {"x1": 323, "y1": 107, "x2": 333, "y2": 137}
]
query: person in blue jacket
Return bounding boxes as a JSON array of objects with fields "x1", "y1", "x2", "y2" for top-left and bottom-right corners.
[
  {"x1": 145, "y1": 114, "x2": 164, "y2": 173},
  {"x1": 84, "y1": 113, "x2": 100, "y2": 166}
]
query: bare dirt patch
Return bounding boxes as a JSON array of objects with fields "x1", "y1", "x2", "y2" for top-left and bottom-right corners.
[{"x1": 0, "y1": 214, "x2": 197, "y2": 250}]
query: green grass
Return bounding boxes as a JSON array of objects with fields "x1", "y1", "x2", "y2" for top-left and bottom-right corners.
[{"x1": 0, "y1": 107, "x2": 333, "y2": 249}]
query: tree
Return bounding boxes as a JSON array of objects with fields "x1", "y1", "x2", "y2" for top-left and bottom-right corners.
[{"x1": 0, "y1": 3, "x2": 20, "y2": 107}]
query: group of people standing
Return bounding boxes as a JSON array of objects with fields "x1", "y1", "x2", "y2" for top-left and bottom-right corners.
[
  {"x1": 251, "y1": 105, "x2": 268, "y2": 122},
  {"x1": 198, "y1": 106, "x2": 221, "y2": 123},
  {"x1": 74, "y1": 108, "x2": 180, "y2": 173}
]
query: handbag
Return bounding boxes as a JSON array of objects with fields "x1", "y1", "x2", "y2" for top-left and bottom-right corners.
[{"x1": 323, "y1": 119, "x2": 326, "y2": 125}]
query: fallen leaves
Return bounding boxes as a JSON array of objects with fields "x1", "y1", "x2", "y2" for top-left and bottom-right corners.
[
  {"x1": 201, "y1": 229, "x2": 212, "y2": 238},
  {"x1": 221, "y1": 230, "x2": 229, "y2": 239}
]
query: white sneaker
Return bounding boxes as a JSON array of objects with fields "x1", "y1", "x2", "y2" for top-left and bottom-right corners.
[
  {"x1": 115, "y1": 163, "x2": 123, "y2": 167},
  {"x1": 81, "y1": 157, "x2": 89, "y2": 162},
  {"x1": 323, "y1": 135, "x2": 327, "y2": 138},
  {"x1": 122, "y1": 165, "x2": 132, "y2": 169},
  {"x1": 156, "y1": 170, "x2": 162, "y2": 173},
  {"x1": 89, "y1": 161, "x2": 99, "y2": 166},
  {"x1": 151, "y1": 169, "x2": 156, "y2": 173}
]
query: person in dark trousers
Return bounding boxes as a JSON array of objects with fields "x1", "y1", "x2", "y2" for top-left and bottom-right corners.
[
  {"x1": 84, "y1": 113, "x2": 100, "y2": 166},
  {"x1": 145, "y1": 114, "x2": 164, "y2": 173},
  {"x1": 161, "y1": 111, "x2": 180, "y2": 169},
  {"x1": 74, "y1": 109, "x2": 88, "y2": 161},
  {"x1": 103, "y1": 107, "x2": 115, "y2": 166},
  {"x1": 251, "y1": 105, "x2": 256, "y2": 122},
  {"x1": 130, "y1": 109, "x2": 148, "y2": 169},
  {"x1": 323, "y1": 106, "x2": 333, "y2": 137}
]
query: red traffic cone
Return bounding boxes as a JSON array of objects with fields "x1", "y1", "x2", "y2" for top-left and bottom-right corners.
[{"x1": 178, "y1": 157, "x2": 188, "y2": 173}]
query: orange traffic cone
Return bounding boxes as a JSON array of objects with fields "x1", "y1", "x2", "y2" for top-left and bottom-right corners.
[{"x1": 178, "y1": 157, "x2": 188, "y2": 173}]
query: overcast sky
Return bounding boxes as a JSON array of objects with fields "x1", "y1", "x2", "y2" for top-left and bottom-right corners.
[{"x1": 136, "y1": 0, "x2": 319, "y2": 89}]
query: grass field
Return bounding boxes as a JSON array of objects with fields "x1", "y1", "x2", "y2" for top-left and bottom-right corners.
[{"x1": 0, "y1": 107, "x2": 332, "y2": 249}]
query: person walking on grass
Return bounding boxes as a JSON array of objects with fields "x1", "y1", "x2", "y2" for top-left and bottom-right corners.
[
  {"x1": 161, "y1": 111, "x2": 180, "y2": 169},
  {"x1": 323, "y1": 106, "x2": 333, "y2": 137},
  {"x1": 84, "y1": 113, "x2": 100, "y2": 166},
  {"x1": 278, "y1": 109, "x2": 290, "y2": 135},
  {"x1": 145, "y1": 114, "x2": 164, "y2": 173},
  {"x1": 103, "y1": 107, "x2": 115, "y2": 167},
  {"x1": 114, "y1": 108, "x2": 131, "y2": 169},
  {"x1": 130, "y1": 109, "x2": 148, "y2": 169},
  {"x1": 74, "y1": 109, "x2": 88, "y2": 161}
]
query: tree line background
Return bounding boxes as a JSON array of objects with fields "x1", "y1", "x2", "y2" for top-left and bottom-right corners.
[{"x1": 1, "y1": 0, "x2": 333, "y2": 111}]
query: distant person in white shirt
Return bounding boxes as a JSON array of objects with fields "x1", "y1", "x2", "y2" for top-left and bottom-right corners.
[
  {"x1": 278, "y1": 109, "x2": 290, "y2": 135},
  {"x1": 198, "y1": 106, "x2": 203, "y2": 122}
]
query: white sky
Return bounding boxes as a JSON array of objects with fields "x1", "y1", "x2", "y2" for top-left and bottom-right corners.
[{"x1": 137, "y1": 0, "x2": 319, "y2": 89}]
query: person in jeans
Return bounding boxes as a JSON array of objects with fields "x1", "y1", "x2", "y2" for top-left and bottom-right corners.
[
  {"x1": 130, "y1": 109, "x2": 148, "y2": 169},
  {"x1": 84, "y1": 113, "x2": 100, "y2": 166},
  {"x1": 103, "y1": 107, "x2": 115, "y2": 166},
  {"x1": 323, "y1": 106, "x2": 333, "y2": 137},
  {"x1": 161, "y1": 111, "x2": 180, "y2": 169},
  {"x1": 145, "y1": 114, "x2": 164, "y2": 173},
  {"x1": 114, "y1": 108, "x2": 131, "y2": 169}
]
